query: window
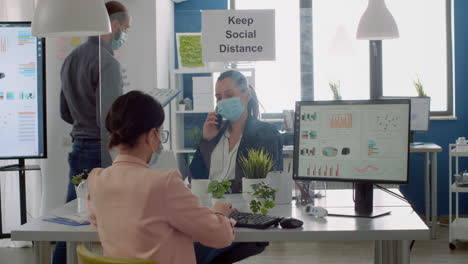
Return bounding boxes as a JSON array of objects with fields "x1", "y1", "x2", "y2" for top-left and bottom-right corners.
[
  {"x1": 313, "y1": 0, "x2": 452, "y2": 114},
  {"x1": 235, "y1": 0, "x2": 300, "y2": 113},
  {"x1": 313, "y1": 0, "x2": 370, "y2": 101},
  {"x1": 382, "y1": 0, "x2": 452, "y2": 114},
  {"x1": 235, "y1": 0, "x2": 453, "y2": 115}
]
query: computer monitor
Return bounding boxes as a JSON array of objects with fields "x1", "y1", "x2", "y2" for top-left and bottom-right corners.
[
  {"x1": 0, "y1": 22, "x2": 46, "y2": 160},
  {"x1": 293, "y1": 100, "x2": 410, "y2": 217}
]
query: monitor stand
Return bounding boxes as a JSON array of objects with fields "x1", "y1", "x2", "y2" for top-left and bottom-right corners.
[
  {"x1": 327, "y1": 183, "x2": 391, "y2": 218},
  {"x1": 0, "y1": 159, "x2": 40, "y2": 239}
]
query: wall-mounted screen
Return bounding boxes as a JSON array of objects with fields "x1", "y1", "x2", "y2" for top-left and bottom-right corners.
[{"x1": 0, "y1": 22, "x2": 46, "y2": 159}]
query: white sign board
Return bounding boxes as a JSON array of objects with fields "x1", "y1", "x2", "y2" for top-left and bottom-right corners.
[{"x1": 202, "y1": 9, "x2": 275, "y2": 62}]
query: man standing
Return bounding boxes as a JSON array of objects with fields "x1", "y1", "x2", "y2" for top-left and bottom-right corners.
[{"x1": 53, "y1": 1, "x2": 130, "y2": 263}]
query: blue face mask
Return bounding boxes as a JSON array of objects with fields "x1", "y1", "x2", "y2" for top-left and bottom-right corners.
[
  {"x1": 216, "y1": 97, "x2": 244, "y2": 121},
  {"x1": 111, "y1": 29, "x2": 127, "y2": 50}
]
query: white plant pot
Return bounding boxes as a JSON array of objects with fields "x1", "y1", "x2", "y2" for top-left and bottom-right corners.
[
  {"x1": 74, "y1": 181, "x2": 88, "y2": 213},
  {"x1": 191, "y1": 179, "x2": 211, "y2": 207},
  {"x1": 242, "y1": 178, "x2": 266, "y2": 204},
  {"x1": 267, "y1": 171, "x2": 293, "y2": 205}
]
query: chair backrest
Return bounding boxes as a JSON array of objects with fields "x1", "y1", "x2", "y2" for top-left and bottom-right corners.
[{"x1": 76, "y1": 244, "x2": 156, "y2": 264}]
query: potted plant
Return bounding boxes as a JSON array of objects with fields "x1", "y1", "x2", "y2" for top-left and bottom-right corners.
[
  {"x1": 208, "y1": 180, "x2": 232, "y2": 205},
  {"x1": 239, "y1": 148, "x2": 274, "y2": 202},
  {"x1": 188, "y1": 127, "x2": 203, "y2": 149},
  {"x1": 413, "y1": 76, "x2": 427, "y2": 97},
  {"x1": 71, "y1": 170, "x2": 89, "y2": 187},
  {"x1": 249, "y1": 182, "x2": 277, "y2": 215},
  {"x1": 178, "y1": 99, "x2": 185, "y2": 111},
  {"x1": 71, "y1": 170, "x2": 89, "y2": 212},
  {"x1": 329, "y1": 80, "x2": 342, "y2": 100}
]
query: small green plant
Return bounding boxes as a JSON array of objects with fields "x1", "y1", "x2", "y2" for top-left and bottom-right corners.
[
  {"x1": 188, "y1": 127, "x2": 203, "y2": 149},
  {"x1": 179, "y1": 99, "x2": 185, "y2": 104},
  {"x1": 249, "y1": 182, "x2": 277, "y2": 215},
  {"x1": 414, "y1": 76, "x2": 427, "y2": 97},
  {"x1": 329, "y1": 80, "x2": 342, "y2": 100},
  {"x1": 239, "y1": 148, "x2": 274, "y2": 179},
  {"x1": 208, "y1": 180, "x2": 232, "y2": 199},
  {"x1": 71, "y1": 170, "x2": 89, "y2": 186}
]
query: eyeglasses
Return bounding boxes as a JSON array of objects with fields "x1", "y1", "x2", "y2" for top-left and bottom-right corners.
[{"x1": 159, "y1": 130, "x2": 169, "y2": 143}]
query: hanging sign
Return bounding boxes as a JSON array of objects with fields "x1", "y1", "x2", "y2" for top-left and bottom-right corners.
[{"x1": 202, "y1": 9, "x2": 275, "y2": 62}]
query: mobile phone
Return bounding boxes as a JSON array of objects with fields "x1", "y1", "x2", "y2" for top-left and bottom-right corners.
[{"x1": 216, "y1": 114, "x2": 222, "y2": 129}]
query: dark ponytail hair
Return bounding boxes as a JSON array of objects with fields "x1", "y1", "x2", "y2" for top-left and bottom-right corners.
[
  {"x1": 217, "y1": 70, "x2": 260, "y2": 119},
  {"x1": 106, "y1": 91, "x2": 164, "y2": 148}
]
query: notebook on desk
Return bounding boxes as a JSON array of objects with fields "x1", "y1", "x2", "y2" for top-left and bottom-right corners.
[{"x1": 43, "y1": 211, "x2": 90, "y2": 226}]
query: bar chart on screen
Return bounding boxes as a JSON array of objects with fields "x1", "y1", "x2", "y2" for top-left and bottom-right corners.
[
  {"x1": 0, "y1": 37, "x2": 7, "y2": 53},
  {"x1": 18, "y1": 30, "x2": 34, "y2": 46}
]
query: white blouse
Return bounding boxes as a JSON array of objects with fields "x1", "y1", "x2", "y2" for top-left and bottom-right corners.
[{"x1": 209, "y1": 129, "x2": 241, "y2": 181}]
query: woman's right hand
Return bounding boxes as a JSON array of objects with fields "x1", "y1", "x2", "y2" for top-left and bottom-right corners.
[
  {"x1": 203, "y1": 112, "x2": 220, "y2": 141},
  {"x1": 211, "y1": 202, "x2": 235, "y2": 217}
]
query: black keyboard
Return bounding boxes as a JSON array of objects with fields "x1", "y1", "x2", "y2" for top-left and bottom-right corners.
[{"x1": 229, "y1": 211, "x2": 283, "y2": 229}]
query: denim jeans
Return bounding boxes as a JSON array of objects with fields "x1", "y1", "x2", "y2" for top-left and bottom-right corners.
[{"x1": 52, "y1": 140, "x2": 102, "y2": 264}]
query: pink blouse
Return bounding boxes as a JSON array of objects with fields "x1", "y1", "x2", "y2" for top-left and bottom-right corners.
[{"x1": 87, "y1": 154, "x2": 234, "y2": 264}]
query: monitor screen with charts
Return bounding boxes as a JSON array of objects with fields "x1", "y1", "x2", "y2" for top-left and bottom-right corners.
[
  {"x1": 293, "y1": 100, "x2": 410, "y2": 184},
  {"x1": 0, "y1": 22, "x2": 46, "y2": 159}
]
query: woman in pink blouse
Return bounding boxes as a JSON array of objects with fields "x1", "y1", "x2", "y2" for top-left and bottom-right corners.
[{"x1": 87, "y1": 91, "x2": 235, "y2": 264}]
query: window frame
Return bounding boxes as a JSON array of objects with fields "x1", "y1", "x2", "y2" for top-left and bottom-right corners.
[
  {"x1": 374, "y1": 0, "x2": 454, "y2": 116},
  {"x1": 233, "y1": 0, "x2": 454, "y2": 116}
]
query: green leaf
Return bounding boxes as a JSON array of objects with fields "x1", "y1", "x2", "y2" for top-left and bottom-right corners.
[
  {"x1": 239, "y1": 148, "x2": 275, "y2": 179},
  {"x1": 208, "y1": 180, "x2": 232, "y2": 198},
  {"x1": 71, "y1": 173, "x2": 84, "y2": 186},
  {"x1": 264, "y1": 200, "x2": 275, "y2": 209},
  {"x1": 248, "y1": 182, "x2": 277, "y2": 215}
]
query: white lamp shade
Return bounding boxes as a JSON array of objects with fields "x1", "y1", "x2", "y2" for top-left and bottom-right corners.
[
  {"x1": 32, "y1": 0, "x2": 111, "y2": 37},
  {"x1": 356, "y1": 0, "x2": 399, "y2": 40}
]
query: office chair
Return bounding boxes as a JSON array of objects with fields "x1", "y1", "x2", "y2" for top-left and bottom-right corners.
[{"x1": 76, "y1": 244, "x2": 156, "y2": 264}]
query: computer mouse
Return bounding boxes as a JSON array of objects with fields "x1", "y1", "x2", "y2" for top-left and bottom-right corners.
[{"x1": 279, "y1": 217, "x2": 303, "y2": 229}]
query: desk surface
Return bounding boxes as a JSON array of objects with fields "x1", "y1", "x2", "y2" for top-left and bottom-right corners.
[
  {"x1": 409, "y1": 143, "x2": 442, "y2": 153},
  {"x1": 12, "y1": 189, "x2": 429, "y2": 243}
]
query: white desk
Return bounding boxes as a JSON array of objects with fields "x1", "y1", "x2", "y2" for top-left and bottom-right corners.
[
  {"x1": 283, "y1": 143, "x2": 442, "y2": 239},
  {"x1": 12, "y1": 189, "x2": 428, "y2": 264},
  {"x1": 410, "y1": 143, "x2": 442, "y2": 239}
]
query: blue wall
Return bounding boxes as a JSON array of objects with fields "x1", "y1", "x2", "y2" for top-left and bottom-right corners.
[
  {"x1": 401, "y1": 0, "x2": 468, "y2": 216},
  {"x1": 174, "y1": 0, "x2": 468, "y2": 216},
  {"x1": 175, "y1": 0, "x2": 227, "y2": 33}
]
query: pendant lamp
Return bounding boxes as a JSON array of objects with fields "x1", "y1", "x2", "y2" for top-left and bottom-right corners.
[
  {"x1": 32, "y1": 0, "x2": 111, "y2": 37},
  {"x1": 356, "y1": 0, "x2": 399, "y2": 40}
]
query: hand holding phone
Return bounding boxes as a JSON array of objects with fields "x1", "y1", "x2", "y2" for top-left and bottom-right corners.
[
  {"x1": 203, "y1": 112, "x2": 221, "y2": 141},
  {"x1": 215, "y1": 113, "x2": 222, "y2": 129}
]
